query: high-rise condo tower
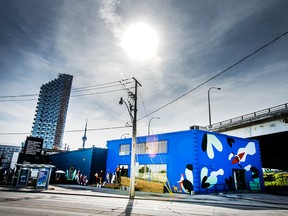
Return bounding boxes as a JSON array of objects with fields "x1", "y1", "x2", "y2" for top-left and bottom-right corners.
[{"x1": 31, "y1": 74, "x2": 73, "y2": 150}]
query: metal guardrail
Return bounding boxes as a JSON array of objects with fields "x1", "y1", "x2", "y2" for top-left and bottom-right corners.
[{"x1": 211, "y1": 103, "x2": 288, "y2": 129}]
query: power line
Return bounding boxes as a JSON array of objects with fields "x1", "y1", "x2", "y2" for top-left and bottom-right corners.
[
  {"x1": 65, "y1": 125, "x2": 132, "y2": 133},
  {"x1": 0, "y1": 78, "x2": 135, "y2": 101},
  {"x1": 0, "y1": 94, "x2": 38, "y2": 98},
  {"x1": 0, "y1": 132, "x2": 30, "y2": 135},
  {"x1": 0, "y1": 125, "x2": 132, "y2": 136},
  {"x1": 72, "y1": 83, "x2": 122, "y2": 93},
  {"x1": 138, "y1": 88, "x2": 149, "y2": 122},
  {"x1": 70, "y1": 88, "x2": 126, "y2": 97},
  {"x1": 71, "y1": 80, "x2": 121, "y2": 91},
  {"x1": 0, "y1": 98, "x2": 38, "y2": 102},
  {"x1": 71, "y1": 78, "x2": 133, "y2": 91},
  {"x1": 138, "y1": 30, "x2": 288, "y2": 121}
]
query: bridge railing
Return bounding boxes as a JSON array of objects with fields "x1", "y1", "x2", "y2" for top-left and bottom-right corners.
[{"x1": 211, "y1": 103, "x2": 288, "y2": 129}]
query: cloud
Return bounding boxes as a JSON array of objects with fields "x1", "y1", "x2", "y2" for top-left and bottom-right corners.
[
  {"x1": 98, "y1": 0, "x2": 124, "y2": 38},
  {"x1": 1, "y1": 0, "x2": 288, "y2": 150}
]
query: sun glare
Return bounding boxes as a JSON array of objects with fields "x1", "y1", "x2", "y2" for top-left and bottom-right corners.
[{"x1": 121, "y1": 23, "x2": 158, "y2": 61}]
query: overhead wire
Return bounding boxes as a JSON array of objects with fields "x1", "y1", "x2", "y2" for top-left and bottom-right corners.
[
  {"x1": 2, "y1": 30, "x2": 287, "y2": 134},
  {"x1": 0, "y1": 78, "x2": 134, "y2": 101},
  {"x1": 138, "y1": 88, "x2": 149, "y2": 122},
  {"x1": 71, "y1": 80, "x2": 121, "y2": 91},
  {"x1": 71, "y1": 83, "x2": 123, "y2": 93},
  {"x1": 138, "y1": 30, "x2": 288, "y2": 121},
  {"x1": 0, "y1": 78, "x2": 134, "y2": 135},
  {"x1": 0, "y1": 94, "x2": 38, "y2": 98},
  {"x1": 70, "y1": 88, "x2": 124, "y2": 97},
  {"x1": 0, "y1": 98, "x2": 38, "y2": 102},
  {"x1": 64, "y1": 125, "x2": 132, "y2": 133},
  {"x1": 0, "y1": 125, "x2": 132, "y2": 136}
]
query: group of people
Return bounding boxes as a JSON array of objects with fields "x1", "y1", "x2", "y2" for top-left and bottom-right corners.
[
  {"x1": 94, "y1": 170, "x2": 104, "y2": 187},
  {"x1": 75, "y1": 170, "x2": 88, "y2": 185},
  {"x1": 74, "y1": 166, "x2": 125, "y2": 187},
  {"x1": 94, "y1": 166, "x2": 124, "y2": 187}
]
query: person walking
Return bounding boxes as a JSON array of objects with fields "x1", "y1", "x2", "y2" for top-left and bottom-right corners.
[
  {"x1": 95, "y1": 171, "x2": 99, "y2": 186},
  {"x1": 106, "y1": 170, "x2": 110, "y2": 183}
]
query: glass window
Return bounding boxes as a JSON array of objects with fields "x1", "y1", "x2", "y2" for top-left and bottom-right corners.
[
  {"x1": 119, "y1": 144, "x2": 130, "y2": 156},
  {"x1": 136, "y1": 140, "x2": 167, "y2": 154},
  {"x1": 136, "y1": 143, "x2": 146, "y2": 154},
  {"x1": 136, "y1": 163, "x2": 167, "y2": 182},
  {"x1": 158, "y1": 141, "x2": 167, "y2": 153}
]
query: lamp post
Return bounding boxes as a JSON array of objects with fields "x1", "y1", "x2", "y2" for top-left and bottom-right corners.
[
  {"x1": 148, "y1": 117, "x2": 160, "y2": 135},
  {"x1": 208, "y1": 87, "x2": 221, "y2": 128},
  {"x1": 119, "y1": 77, "x2": 141, "y2": 199},
  {"x1": 120, "y1": 133, "x2": 129, "y2": 139}
]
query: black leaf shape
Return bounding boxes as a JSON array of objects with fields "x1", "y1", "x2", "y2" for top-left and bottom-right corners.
[
  {"x1": 227, "y1": 137, "x2": 235, "y2": 148},
  {"x1": 250, "y1": 166, "x2": 259, "y2": 179},
  {"x1": 202, "y1": 133, "x2": 208, "y2": 152},
  {"x1": 201, "y1": 176, "x2": 210, "y2": 189}
]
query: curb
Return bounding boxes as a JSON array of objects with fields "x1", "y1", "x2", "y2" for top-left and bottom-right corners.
[{"x1": 1, "y1": 186, "x2": 288, "y2": 210}]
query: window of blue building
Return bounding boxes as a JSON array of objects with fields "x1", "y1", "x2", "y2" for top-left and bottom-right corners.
[
  {"x1": 119, "y1": 144, "x2": 130, "y2": 156},
  {"x1": 136, "y1": 163, "x2": 167, "y2": 182},
  {"x1": 136, "y1": 140, "x2": 167, "y2": 154}
]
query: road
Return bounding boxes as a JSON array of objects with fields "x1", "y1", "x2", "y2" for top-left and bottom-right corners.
[{"x1": 0, "y1": 190, "x2": 287, "y2": 216}]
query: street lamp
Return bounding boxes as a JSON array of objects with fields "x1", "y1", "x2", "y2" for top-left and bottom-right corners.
[
  {"x1": 120, "y1": 133, "x2": 129, "y2": 139},
  {"x1": 148, "y1": 117, "x2": 160, "y2": 135},
  {"x1": 208, "y1": 87, "x2": 221, "y2": 128}
]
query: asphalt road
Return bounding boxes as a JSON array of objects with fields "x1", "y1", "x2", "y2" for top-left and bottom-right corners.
[{"x1": 0, "y1": 189, "x2": 287, "y2": 216}]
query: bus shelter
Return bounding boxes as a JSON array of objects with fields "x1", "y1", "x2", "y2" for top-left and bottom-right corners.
[{"x1": 14, "y1": 164, "x2": 55, "y2": 190}]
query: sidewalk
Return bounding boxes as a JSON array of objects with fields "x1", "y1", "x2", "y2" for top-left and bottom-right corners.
[{"x1": 1, "y1": 184, "x2": 288, "y2": 209}]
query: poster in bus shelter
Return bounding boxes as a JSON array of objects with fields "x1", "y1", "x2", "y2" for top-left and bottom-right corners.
[
  {"x1": 17, "y1": 169, "x2": 30, "y2": 187},
  {"x1": 36, "y1": 169, "x2": 49, "y2": 188}
]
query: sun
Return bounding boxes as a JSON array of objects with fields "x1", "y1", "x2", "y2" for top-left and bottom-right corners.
[{"x1": 121, "y1": 23, "x2": 158, "y2": 61}]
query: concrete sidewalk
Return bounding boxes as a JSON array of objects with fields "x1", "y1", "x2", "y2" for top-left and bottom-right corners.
[{"x1": 1, "y1": 184, "x2": 288, "y2": 209}]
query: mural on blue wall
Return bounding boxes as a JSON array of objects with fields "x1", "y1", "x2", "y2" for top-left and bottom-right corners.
[
  {"x1": 202, "y1": 133, "x2": 223, "y2": 159},
  {"x1": 247, "y1": 166, "x2": 260, "y2": 190},
  {"x1": 201, "y1": 167, "x2": 224, "y2": 189},
  {"x1": 177, "y1": 164, "x2": 194, "y2": 194},
  {"x1": 225, "y1": 176, "x2": 234, "y2": 190},
  {"x1": 195, "y1": 133, "x2": 261, "y2": 192},
  {"x1": 228, "y1": 141, "x2": 256, "y2": 168}
]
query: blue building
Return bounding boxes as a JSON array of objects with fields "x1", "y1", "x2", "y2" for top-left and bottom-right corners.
[
  {"x1": 106, "y1": 129, "x2": 263, "y2": 194},
  {"x1": 48, "y1": 147, "x2": 107, "y2": 184}
]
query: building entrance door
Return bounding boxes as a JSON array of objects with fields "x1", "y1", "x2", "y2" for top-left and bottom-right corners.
[{"x1": 233, "y1": 169, "x2": 246, "y2": 190}]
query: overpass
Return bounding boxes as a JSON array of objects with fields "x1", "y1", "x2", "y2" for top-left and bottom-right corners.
[{"x1": 209, "y1": 103, "x2": 288, "y2": 170}]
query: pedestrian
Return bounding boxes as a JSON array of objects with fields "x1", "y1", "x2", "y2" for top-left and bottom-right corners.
[
  {"x1": 106, "y1": 170, "x2": 110, "y2": 183},
  {"x1": 109, "y1": 171, "x2": 112, "y2": 183},
  {"x1": 95, "y1": 171, "x2": 99, "y2": 186},
  {"x1": 111, "y1": 172, "x2": 116, "y2": 183},
  {"x1": 116, "y1": 166, "x2": 120, "y2": 183},
  {"x1": 83, "y1": 175, "x2": 88, "y2": 185},
  {"x1": 99, "y1": 170, "x2": 103, "y2": 185},
  {"x1": 80, "y1": 174, "x2": 83, "y2": 185}
]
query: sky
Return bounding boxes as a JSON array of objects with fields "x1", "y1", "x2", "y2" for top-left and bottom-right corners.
[{"x1": 0, "y1": 0, "x2": 288, "y2": 150}]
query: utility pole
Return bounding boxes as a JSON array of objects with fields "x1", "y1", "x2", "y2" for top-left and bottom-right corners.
[
  {"x1": 119, "y1": 77, "x2": 141, "y2": 199},
  {"x1": 130, "y1": 77, "x2": 141, "y2": 199}
]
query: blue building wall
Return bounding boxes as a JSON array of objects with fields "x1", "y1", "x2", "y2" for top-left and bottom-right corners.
[
  {"x1": 48, "y1": 147, "x2": 107, "y2": 183},
  {"x1": 106, "y1": 129, "x2": 263, "y2": 194},
  {"x1": 90, "y1": 148, "x2": 108, "y2": 183}
]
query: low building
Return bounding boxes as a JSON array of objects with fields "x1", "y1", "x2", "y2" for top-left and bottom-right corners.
[
  {"x1": 0, "y1": 145, "x2": 21, "y2": 170},
  {"x1": 106, "y1": 129, "x2": 263, "y2": 194},
  {"x1": 47, "y1": 147, "x2": 107, "y2": 184}
]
